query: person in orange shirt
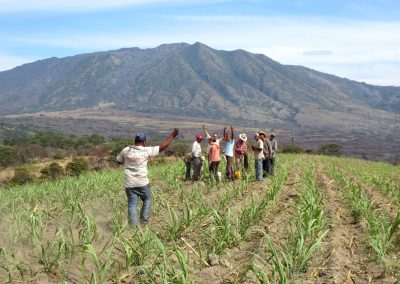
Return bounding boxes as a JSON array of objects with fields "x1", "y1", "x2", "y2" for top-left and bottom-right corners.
[{"x1": 208, "y1": 137, "x2": 221, "y2": 182}]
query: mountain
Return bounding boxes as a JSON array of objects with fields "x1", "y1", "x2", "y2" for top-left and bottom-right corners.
[{"x1": 1, "y1": 42, "x2": 400, "y2": 134}]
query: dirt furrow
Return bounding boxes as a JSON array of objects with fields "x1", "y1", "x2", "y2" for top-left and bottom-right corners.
[{"x1": 307, "y1": 163, "x2": 396, "y2": 283}]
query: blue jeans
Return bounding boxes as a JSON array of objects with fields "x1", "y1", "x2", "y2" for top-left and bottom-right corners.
[
  {"x1": 125, "y1": 184, "x2": 152, "y2": 226},
  {"x1": 255, "y1": 159, "x2": 263, "y2": 181}
]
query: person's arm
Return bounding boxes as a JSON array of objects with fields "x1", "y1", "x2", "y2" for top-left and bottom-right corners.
[
  {"x1": 251, "y1": 142, "x2": 262, "y2": 151},
  {"x1": 223, "y1": 127, "x2": 227, "y2": 138},
  {"x1": 202, "y1": 124, "x2": 211, "y2": 139},
  {"x1": 230, "y1": 126, "x2": 234, "y2": 139},
  {"x1": 159, "y1": 128, "x2": 179, "y2": 152},
  {"x1": 116, "y1": 148, "x2": 125, "y2": 164}
]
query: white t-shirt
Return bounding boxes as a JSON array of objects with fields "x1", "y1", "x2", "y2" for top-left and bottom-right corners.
[
  {"x1": 117, "y1": 145, "x2": 159, "y2": 188},
  {"x1": 192, "y1": 141, "x2": 202, "y2": 157}
]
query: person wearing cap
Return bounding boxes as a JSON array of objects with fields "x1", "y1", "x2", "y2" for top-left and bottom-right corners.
[
  {"x1": 192, "y1": 135, "x2": 204, "y2": 181},
  {"x1": 259, "y1": 131, "x2": 272, "y2": 177},
  {"x1": 223, "y1": 126, "x2": 235, "y2": 181},
  {"x1": 117, "y1": 128, "x2": 179, "y2": 226},
  {"x1": 269, "y1": 134, "x2": 278, "y2": 175},
  {"x1": 234, "y1": 133, "x2": 248, "y2": 173},
  {"x1": 252, "y1": 133, "x2": 264, "y2": 181}
]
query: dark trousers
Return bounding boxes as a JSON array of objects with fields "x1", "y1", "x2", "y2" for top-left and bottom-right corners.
[
  {"x1": 270, "y1": 157, "x2": 275, "y2": 176},
  {"x1": 226, "y1": 155, "x2": 234, "y2": 181},
  {"x1": 244, "y1": 154, "x2": 249, "y2": 170},
  {"x1": 185, "y1": 162, "x2": 191, "y2": 180},
  {"x1": 192, "y1": 157, "x2": 202, "y2": 181},
  {"x1": 210, "y1": 161, "x2": 220, "y2": 181},
  {"x1": 262, "y1": 158, "x2": 271, "y2": 177}
]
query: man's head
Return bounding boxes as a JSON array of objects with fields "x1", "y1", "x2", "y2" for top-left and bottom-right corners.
[
  {"x1": 270, "y1": 133, "x2": 276, "y2": 140},
  {"x1": 212, "y1": 133, "x2": 218, "y2": 140},
  {"x1": 135, "y1": 133, "x2": 146, "y2": 146},
  {"x1": 196, "y1": 135, "x2": 203, "y2": 143},
  {"x1": 254, "y1": 133, "x2": 260, "y2": 141},
  {"x1": 258, "y1": 131, "x2": 267, "y2": 140},
  {"x1": 224, "y1": 135, "x2": 231, "y2": 142}
]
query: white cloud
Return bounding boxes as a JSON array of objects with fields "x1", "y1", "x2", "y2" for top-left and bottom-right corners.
[{"x1": 0, "y1": 0, "x2": 225, "y2": 12}]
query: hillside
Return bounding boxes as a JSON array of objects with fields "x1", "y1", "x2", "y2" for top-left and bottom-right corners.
[{"x1": 1, "y1": 42, "x2": 400, "y2": 134}]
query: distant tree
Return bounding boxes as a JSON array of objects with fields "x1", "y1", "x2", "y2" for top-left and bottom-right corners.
[
  {"x1": 40, "y1": 162, "x2": 64, "y2": 180},
  {"x1": 66, "y1": 157, "x2": 89, "y2": 176},
  {"x1": 0, "y1": 145, "x2": 17, "y2": 168},
  {"x1": 11, "y1": 165, "x2": 35, "y2": 185},
  {"x1": 164, "y1": 140, "x2": 191, "y2": 157},
  {"x1": 108, "y1": 139, "x2": 132, "y2": 164},
  {"x1": 281, "y1": 144, "x2": 305, "y2": 153},
  {"x1": 319, "y1": 143, "x2": 342, "y2": 156},
  {"x1": 87, "y1": 146, "x2": 110, "y2": 170}
]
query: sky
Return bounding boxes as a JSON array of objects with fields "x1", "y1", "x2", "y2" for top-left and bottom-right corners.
[{"x1": 0, "y1": 0, "x2": 399, "y2": 86}]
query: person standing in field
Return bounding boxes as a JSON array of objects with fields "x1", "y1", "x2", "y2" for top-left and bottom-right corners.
[
  {"x1": 192, "y1": 135, "x2": 204, "y2": 181},
  {"x1": 252, "y1": 133, "x2": 264, "y2": 181},
  {"x1": 203, "y1": 124, "x2": 223, "y2": 169},
  {"x1": 269, "y1": 133, "x2": 278, "y2": 175},
  {"x1": 183, "y1": 152, "x2": 193, "y2": 181},
  {"x1": 234, "y1": 133, "x2": 248, "y2": 174},
  {"x1": 224, "y1": 126, "x2": 235, "y2": 181},
  {"x1": 117, "y1": 128, "x2": 179, "y2": 226},
  {"x1": 259, "y1": 131, "x2": 272, "y2": 177},
  {"x1": 208, "y1": 137, "x2": 221, "y2": 181}
]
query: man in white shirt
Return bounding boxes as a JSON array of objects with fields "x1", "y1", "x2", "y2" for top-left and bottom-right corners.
[
  {"x1": 117, "y1": 128, "x2": 179, "y2": 226},
  {"x1": 252, "y1": 133, "x2": 264, "y2": 181},
  {"x1": 224, "y1": 126, "x2": 235, "y2": 181},
  {"x1": 192, "y1": 135, "x2": 204, "y2": 181},
  {"x1": 269, "y1": 133, "x2": 278, "y2": 176}
]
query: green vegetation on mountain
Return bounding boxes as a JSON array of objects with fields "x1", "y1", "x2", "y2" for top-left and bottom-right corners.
[{"x1": 0, "y1": 42, "x2": 399, "y2": 134}]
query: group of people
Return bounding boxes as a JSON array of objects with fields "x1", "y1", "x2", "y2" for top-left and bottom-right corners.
[
  {"x1": 185, "y1": 125, "x2": 278, "y2": 182},
  {"x1": 116, "y1": 126, "x2": 277, "y2": 226}
]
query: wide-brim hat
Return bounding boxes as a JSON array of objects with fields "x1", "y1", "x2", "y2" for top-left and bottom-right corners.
[
  {"x1": 239, "y1": 133, "x2": 247, "y2": 141},
  {"x1": 270, "y1": 133, "x2": 276, "y2": 137},
  {"x1": 258, "y1": 131, "x2": 267, "y2": 137}
]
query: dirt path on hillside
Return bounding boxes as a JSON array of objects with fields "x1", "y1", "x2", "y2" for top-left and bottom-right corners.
[{"x1": 305, "y1": 162, "x2": 397, "y2": 283}]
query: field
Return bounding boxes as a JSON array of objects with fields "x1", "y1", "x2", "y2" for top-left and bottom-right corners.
[{"x1": 1, "y1": 154, "x2": 400, "y2": 283}]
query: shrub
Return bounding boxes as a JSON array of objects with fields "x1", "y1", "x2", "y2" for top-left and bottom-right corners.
[
  {"x1": 66, "y1": 157, "x2": 89, "y2": 176},
  {"x1": 53, "y1": 152, "x2": 65, "y2": 160},
  {"x1": 40, "y1": 162, "x2": 64, "y2": 180},
  {"x1": 0, "y1": 145, "x2": 17, "y2": 168},
  {"x1": 11, "y1": 165, "x2": 35, "y2": 185},
  {"x1": 281, "y1": 144, "x2": 305, "y2": 153},
  {"x1": 164, "y1": 140, "x2": 191, "y2": 157},
  {"x1": 319, "y1": 143, "x2": 342, "y2": 156}
]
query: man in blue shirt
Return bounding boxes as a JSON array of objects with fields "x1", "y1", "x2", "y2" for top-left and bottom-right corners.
[{"x1": 224, "y1": 126, "x2": 235, "y2": 181}]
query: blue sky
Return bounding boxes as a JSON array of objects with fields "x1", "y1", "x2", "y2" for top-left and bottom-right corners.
[{"x1": 0, "y1": 0, "x2": 399, "y2": 86}]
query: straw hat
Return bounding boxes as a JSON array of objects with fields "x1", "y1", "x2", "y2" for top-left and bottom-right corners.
[
  {"x1": 258, "y1": 131, "x2": 267, "y2": 137},
  {"x1": 239, "y1": 133, "x2": 247, "y2": 141}
]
